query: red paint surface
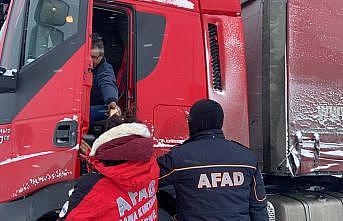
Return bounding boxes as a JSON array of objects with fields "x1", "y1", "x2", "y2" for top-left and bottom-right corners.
[
  {"x1": 0, "y1": 46, "x2": 89, "y2": 202},
  {"x1": 202, "y1": 14, "x2": 250, "y2": 146},
  {"x1": 0, "y1": 0, "x2": 249, "y2": 202},
  {"x1": 135, "y1": 3, "x2": 208, "y2": 143},
  {"x1": 137, "y1": 0, "x2": 199, "y2": 11},
  {"x1": 0, "y1": 0, "x2": 93, "y2": 201},
  {"x1": 288, "y1": 0, "x2": 343, "y2": 174},
  {"x1": 200, "y1": 0, "x2": 241, "y2": 15},
  {"x1": 0, "y1": 151, "x2": 76, "y2": 202}
]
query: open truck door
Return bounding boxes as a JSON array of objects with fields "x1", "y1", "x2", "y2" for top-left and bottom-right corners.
[{"x1": 0, "y1": 0, "x2": 93, "y2": 219}]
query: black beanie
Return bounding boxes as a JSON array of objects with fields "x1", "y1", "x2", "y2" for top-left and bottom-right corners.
[{"x1": 188, "y1": 99, "x2": 224, "y2": 136}]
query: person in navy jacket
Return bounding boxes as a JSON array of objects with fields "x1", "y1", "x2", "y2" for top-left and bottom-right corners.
[
  {"x1": 90, "y1": 33, "x2": 121, "y2": 123},
  {"x1": 158, "y1": 99, "x2": 268, "y2": 221}
]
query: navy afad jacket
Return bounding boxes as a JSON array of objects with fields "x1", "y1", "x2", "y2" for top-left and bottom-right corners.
[
  {"x1": 158, "y1": 129, "x2": 268, "y2": 221},
  {"x1": 90, "y1": 58, "x2": 119, "y2": 106}
]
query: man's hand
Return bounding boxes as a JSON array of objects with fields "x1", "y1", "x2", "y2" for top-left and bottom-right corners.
[
  {"x1": 108, "y1": 101, "x2": 121, "y2": 117},
  {"x1": 79, "y1": 139, "x2": 91, "y2": 160}
]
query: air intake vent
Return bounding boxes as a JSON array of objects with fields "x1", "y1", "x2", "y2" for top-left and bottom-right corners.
[{"x1": 208, "y1": 24, "x2": 222, "y2": 90}]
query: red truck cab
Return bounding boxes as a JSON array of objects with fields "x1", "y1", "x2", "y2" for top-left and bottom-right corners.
[{"x1": 0, "y1": 0, "x2": 248, "y2": 219}]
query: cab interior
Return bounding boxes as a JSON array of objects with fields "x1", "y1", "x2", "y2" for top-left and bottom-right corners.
[{"x1": 86, "y1": 5, "x2": 133, "y2": 139}]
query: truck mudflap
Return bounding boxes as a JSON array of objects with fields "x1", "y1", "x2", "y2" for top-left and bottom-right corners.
[
  {"x1": 267, "y1": 191, "x2": 343, "y2": 221},
  {"x1": 0, "y1": 181, "x2": 75, "y2": 221}
]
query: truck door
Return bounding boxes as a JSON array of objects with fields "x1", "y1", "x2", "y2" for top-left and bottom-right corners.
[
  {"x1": 134, "y1": 0, "x2": 208, "y2": 146},
  {"x1": 0, "y1": 0, "x2": 92, "y2": 202},
  {"x1": 287, "y1": 0, "x2": 343, "y2": 175}
]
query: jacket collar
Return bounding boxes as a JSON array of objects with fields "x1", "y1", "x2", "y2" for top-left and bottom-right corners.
[
  {"x1": 184, "y1": 129, "x2": 225, "y2": 143},
  {"x1": 93, "y1": 57, "x2": 106, "y2": 73}
]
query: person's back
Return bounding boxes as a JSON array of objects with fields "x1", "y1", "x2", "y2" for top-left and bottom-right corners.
[
  {"x1": 158, "y1": 99, "x2": 268, "y2": 221},
  {"x1": 60, "y1": 123, "x2": 159, "y2": 221}
]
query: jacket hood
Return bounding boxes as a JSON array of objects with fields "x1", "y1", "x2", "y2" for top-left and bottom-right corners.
[
  {"x1": 185, "y1": 129, "x2": 225, "y2": 144},
  {"x1": 92, "y1": 158, "x2": 159, "y2": 191},
  {"x1": 89, "y1": 122, "x2": 158, "y2": 191},
  {"x1": 90, "y1": 122, "x2": 151, "y2": 157}
]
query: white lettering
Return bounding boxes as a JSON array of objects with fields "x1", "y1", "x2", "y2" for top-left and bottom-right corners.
[
  {"x1": 127, "y1": 212, "x2": 138, "y2": 221},
  {"x1": 138, "y1": 188, "x2": 149, "y2": 202},
  {"x1": 137, "y1": 207, "x2": 143, "y2": 217},
  {"x1": 143, "y1": 209, "x2": 157, "y2": 221},
  {"x1": 221, "y1": 172, "x2": 234, "y2": 187},
  {"x1": 198, "y1": 172, "x2": 245, "y2": 188},
  {"x1": 148, "y1": 195, "x2": 157, "y2": 209},
  {"x1": 116, "y1": 197, "x2": 132, "y2": 217},
  {"x1": 117, "y1": 181, "x2": 158, "y2": 220},
  {"x1": 148, "y1": 180, "x2": 156, "y2": 197},
  {"x1": 198, "y1": 174, "x2": 212, "y2": 188},
  {"x1": 233, "y1": 172, "x2": 244, "y2": 186},
  {"x1": 0, "y1": 135, "x2": 10, "y2": 144},
  {"x1": 128, "y1": 192, "x2": 138, "y2": 206},
  {"x1": 142, "y1": 201, "x2": 149, "y2": 214},
  {"x1": 211, "y1": 173, "x2": 222, "y2": 188}
]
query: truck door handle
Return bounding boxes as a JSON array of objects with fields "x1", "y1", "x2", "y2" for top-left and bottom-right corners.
[{"x1": 54, "y1": 121, "x2": 78, "y2": 147}]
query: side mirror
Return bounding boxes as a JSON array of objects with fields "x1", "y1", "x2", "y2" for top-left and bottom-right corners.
[{"x1": 0, "y1": 67, "x2": 18, "y2": 93}]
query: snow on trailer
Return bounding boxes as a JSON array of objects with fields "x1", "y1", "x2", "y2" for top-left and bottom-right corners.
[
  {"x1": 242, "y1": 0, "x2": 343, "y2": 176},
  {"x1": 243, "y1": 0, "x2": 343, "y2": 220}
]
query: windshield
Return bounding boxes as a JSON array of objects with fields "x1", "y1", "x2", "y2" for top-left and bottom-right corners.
[
  {"x1": 0, "y1": 0, "x2": 81, "y2": 70},
  {"x1": 24, "y1": 0, "x2": 80, "y2": 64}
]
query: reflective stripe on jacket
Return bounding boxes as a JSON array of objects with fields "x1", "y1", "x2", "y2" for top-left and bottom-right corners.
[{"x1": 158, "y1": 129, "x2": 268, "y2": 221}]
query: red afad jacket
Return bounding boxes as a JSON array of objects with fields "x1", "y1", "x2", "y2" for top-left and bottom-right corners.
[
  {"x1": 65, "y1": 159, "x2": 159, "y2": 221},
  {"x1": 60, "y1": 123, "x2": 160, "y2": 221}
]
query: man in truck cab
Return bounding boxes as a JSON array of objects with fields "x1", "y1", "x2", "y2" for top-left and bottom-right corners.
[
  {"x1": 158, "y1": 99, "x2": 268, "y2": 221},
  {"x1": 90, "y1": 33, "x2": 121, "y2": 123}
]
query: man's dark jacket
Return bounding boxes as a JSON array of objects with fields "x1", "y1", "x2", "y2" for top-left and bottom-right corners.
[
  {"x1": 158, "y1": 129, "x2": 268, "y2": 221},
  {"x1": 90, "y1": 58, "x2": 118, "y2": 106}
]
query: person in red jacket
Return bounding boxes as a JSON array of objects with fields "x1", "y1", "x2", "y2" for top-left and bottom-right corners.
[{"x1": 58, "y1": 121, "x2": 159, "y2": 221}]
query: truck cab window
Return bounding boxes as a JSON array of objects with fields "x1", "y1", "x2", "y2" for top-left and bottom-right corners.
[
  {"x1": 0, "y1": 18, "x2": 6, "y2": 45},
  {"x1": 24, "y1": 0, "x2": 80, "y2": 64},
  {"x1": 0, "y1": 3, "x2": 10, "y2": 30},
  {"x1": 0, "y1": 0, "x2": 25, "y2": 70}
]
